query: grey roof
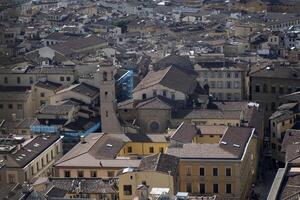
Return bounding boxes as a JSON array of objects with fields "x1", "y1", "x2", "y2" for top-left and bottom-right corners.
[
  {"x1": 250, "y1": 66, "x2": 300, "y2": 80},
  {"x1": 282, "y1": 129, "x2": 300, "y2": 153},
  {"x1": 167, "y1": 126, "x2": 254, "y2": 160},
  {"x1": 220, "y1": 126, "x2": 254, "y2": 158},
  {"x1": 15, "y1": 118, "x2": 35, "y2": 129},
  {"x1": 27, "y1": 66, "x2": 76, "y2": 74},
  {"x1": 279, "y1": 167, "x2": 300, "y2": 199},
  {"x1": 174, "y1": 109, "x2": 241, "y2": 119},
  {"x1": 170, "y1": 122, "x2": 199, "y2": 143},
  {"x1": 35, "y1": 80, "x2": 62, "y2": 91},
  {"x1": 50, "y1": 34, "x2": 106, "y2": 55},
  {"x1": 6, "y1": 134, "x2": 61, "y2": 168},
  {"x1": 285, "y1": 144, "x2": 300, "y2": 164},
  {"x1": 70, "y1": 82, "x2": 99, "y2": 98},
  {"x1": 167, "y1": 143, "x2": 238, "y2": 159},
  {"x1": 153, "y1": 54, "x2": 195, "y2": 74},
  {"x1": 0, "y1": 86, "x2": 31, "y2": 101},
  {"x1": 135, "y1": 95, "x2": 174, "y2": 110},
  {"x1": 55, "y1": 133, "x2": 141, "y2": 168},
  {"x1": 138, "y1": 153, "x2": 179, "y2": 176},
  {"x1": 45, "y1": 32, "x2": 73, "y2": 41},
  {"x1": 55, "y1": 132, "x2": 168, "y2": 168},
  {"x1": 281, "y1": 91, "x2": 300, "y2": 102},
  {"x1": 47, "y1": 178, "x2": 117, "y2": 194},
  {"x1": 89, "y1": 134, "x2": 125, "y2": 159},
  {"x1": 45, "y1": 187, "x2": 67, "y2": 198},
  {"x1": 0, "y1": 184, "x2": 27, "y2": 200},
  {"x1": 39, "y1": 105, "x2": 74, "y2": 115},
  {"x1": 133, "y1": 66, "x2": 197, "y2": 94}
]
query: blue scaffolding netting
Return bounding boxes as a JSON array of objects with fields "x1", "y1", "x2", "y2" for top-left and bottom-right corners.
[{"x1": 116, "y1": 70, "x2": 133, "y2": 102}]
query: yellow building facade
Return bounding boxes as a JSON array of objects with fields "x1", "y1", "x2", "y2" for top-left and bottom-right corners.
[
  {"x1": 118, "y1": 142, "x2": 168, "y2": 156},
  {"x1": 119, "y1": 171, "x2": 174, "y2": 200}
]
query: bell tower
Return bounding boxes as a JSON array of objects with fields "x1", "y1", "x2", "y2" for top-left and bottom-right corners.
[{"x1": 98, "y1": 61, "x2": 122, "y2": 134}]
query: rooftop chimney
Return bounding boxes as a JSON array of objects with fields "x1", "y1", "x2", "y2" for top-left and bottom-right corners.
[{"x1": 80, "y1": 135, "x2": 86, "y2": 144}]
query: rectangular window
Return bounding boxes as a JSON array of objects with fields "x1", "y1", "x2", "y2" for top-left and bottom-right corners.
[
  {"x1": 40, "y1": 92, "x2": 45, "y2": 97},
  {"x1": 124, "y1": 185, "x2": 132, "y2": 195},
  {"x1": 279, "y1": 86, "x2": 284, "y2": 94},
  {"x1": 213, "y1": 184, "x2": 219, "y2": 193},
  {"x1": 217, "y1": 81, "x2": 223, "y2": 88},
  {"x1": 255, "y1": 85, "x2": 260, "y2": 93},
  {"x1": 60, "y1": 76, "x2": 65, "y2": 81},
  {"x1": 227, "y1": 72, "x2": 231, "y2": 78},
  {"x1": 8, "y1": 174, "x2": 16, "y2": 183},
  {"x1": 226, "y1": 168, "x2": 231, "y2": 176},
  {"x1": 227, "y1": 93, "x2": 232, "y2": 100},
  {"x1": 127, "y1": 146, "x2": 132, "y2": 153},
  {"x1": 90, "y1": 171, "x2": 97, "y2": 177},
  {"x1": 199, "y1": 167, "x2": 205, "y2": 176},
  {"x1": 271, "y1": 102, "x2": 276, "y2": 111},
  {"x1": 163, "y1": 90, "x2": 167, "y2": 97},
  {"x1": 66, "y1": 76, "x2": 71, "y2": 81},
  {"x1": 186, "y1": 167, "x2": 192, "y2": 176},
  {"x1": 107, "y1": 171, "x2": 114, "y2": 177},
  {"x1": 226, "y1": 184, "x2": 232, "y2": 194},
  {"x1": 271, "y1": 143, "x2": 276, "y2": 150},
  {"x1": 218, "y1": 72, "x2": 223, "y2": 78},
  {"x1": 17, "y1": 104, "x2": 22, "y2": 110},
  {"x1": 199, "y1": 183, "x2": 205, "y2": 194},
  {"x1": 234, "y1": 93, "x2": 240, "y2": 101},
  {"x1": 149, "y1": 147, "x2": 154, "y2": 153},
  {"x1": 4, "y1": 77, "x2": 8, "y2": 84},
  {"x1": 287, "y1": 87, "x2": 293, "y2": 94},
  {"x1": 186, "y1": 183, "x2": 192, "y2": 193},
  {"x1": 77, "y1": 170, "x2": 84, "y2": 177},
  {"x1": 0, "y1": 104, "x2": 3, "y2": 109},
  {"x1": 234, "y1": 81, "x2": 240, "y2": 89},
  {"x1": 234, "y1": 72, "x2": 239, "y2": 78},
  {"x1": 213, "y1": 168, "x2": 218, "y2": 176},
  {"x1": 64, "y1": 170, "x2": 70, "y2": 177},
  {"x1": 142, "y1": 93, "x2": 147, "y2": 99},
  {"x1": 29, "y1": 77, "x2": 33, "y2": 84},
  {"x1": 8, "y1": 104, "x2": 13, "y2": 109},
  {"x1": 271, "y1": 86, "x2": 276, "y2": 94},
  {"x1": 171, "y1": 93, "x2": 175, "y2": 100},
  {"x1": 17, "y1": 77, "x2": 20, "y2": 84},
  {"x1": 210, "y1": 81, "x2": 216, "y2": 88},
  {"x1": 153, "y1": 90, "x2": 157, "y2": 96},
  {"x1": 227, "y1": 81, "x2": 231, "y2": 88},
  {"x1": 159, "y1": 147, "x2": 164, "y2": 153}
]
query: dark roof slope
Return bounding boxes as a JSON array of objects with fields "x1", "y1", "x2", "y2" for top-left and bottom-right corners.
[
  {"x1": 138, "y1": 153, "x2": 179, "y2": 176},
  {"x1": 250, "y1": 66, "x2": 300, "y2": 80},
  {"x1": 70, "y1": 82, "x2": 99, "y2": 98},
  {"x1": 220, "y1": 126, "x2": 254, "y2": 158},
  {"x1": 7, "y1": 135, "x2": 61, "y2": 168},
  {"x1": 134, "y1": 66, "x2": 197, "y2": 94},
  {"x1": 170, "y1": 122, "x2": 199, "y2": 143},
  {"x1": 153, "y1": 54, "x2": 194, "y2": 74},
  {"x1": 35, "y1": 80, "x2": 62, "y2": 90}
]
